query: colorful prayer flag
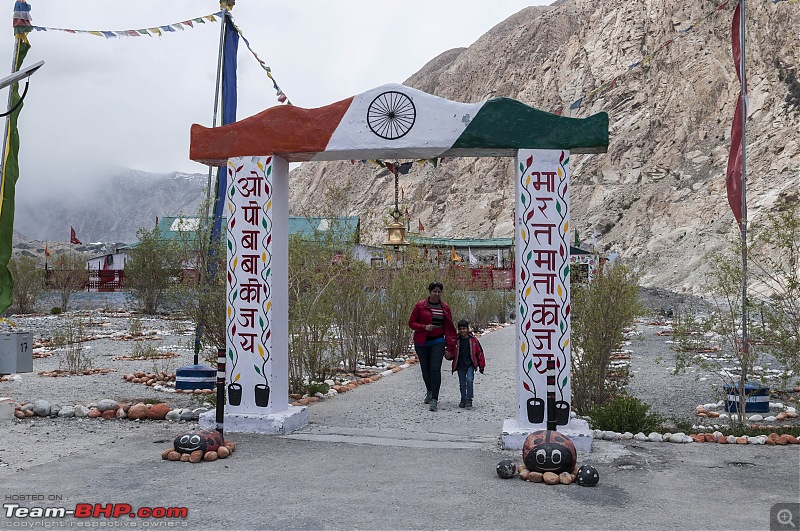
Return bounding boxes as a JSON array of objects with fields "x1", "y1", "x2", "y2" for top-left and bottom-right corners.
[{"x1": 70, "y1": 226, "x2": 82, "y2": 245}]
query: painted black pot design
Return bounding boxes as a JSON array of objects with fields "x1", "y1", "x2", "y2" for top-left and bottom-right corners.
[
  {"x1": 255, "y1": 384, "x2": 270, "y2": 407},
  {"x1": 228, "y1": 383, "x2": 242, "y2": 406},
  {"x1": 554, "y1": 400, "x2": 570, "y2": 425},
  {"x1": 527, "y1": 397, "x2": 545, "y2": 424}
]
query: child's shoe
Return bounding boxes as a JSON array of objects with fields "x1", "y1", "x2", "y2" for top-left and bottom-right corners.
[
  {"x1": 465, "y1": 400, "x2": 473, "y2": 408},
  {"x1": 429, "y1": 399, "x2": 438, "y2": 412},
  {"x1": 459, "y1": 401, "x2": 466, "y2": 408}
]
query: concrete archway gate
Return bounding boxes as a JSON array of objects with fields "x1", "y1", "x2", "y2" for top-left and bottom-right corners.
[{"x1": 190, "y1": 84, "x2": 608, "y2": 451}]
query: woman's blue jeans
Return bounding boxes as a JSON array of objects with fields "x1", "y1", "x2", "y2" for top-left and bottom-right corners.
[
  {"x1": 457, "y1": 366, "x2": 475, "y2": 402},
  {"x1": 414, "y1": 341, "x2": 445, "y2": 400}
]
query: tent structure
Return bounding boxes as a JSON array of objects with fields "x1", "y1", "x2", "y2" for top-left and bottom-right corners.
[{"x1": 190, "y1": 83, "x2": 608, "y2": 450}]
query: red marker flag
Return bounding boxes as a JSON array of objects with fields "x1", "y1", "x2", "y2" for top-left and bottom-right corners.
[
  {"x1": 726, "y1": 3, "x2": 747, "y2": 227},
  {"x1": 418, "y1": 219, "x2": 425, "y2": 232},
  {"x1": 70, "y1": 226, "x2": 82, "y2": 245}
]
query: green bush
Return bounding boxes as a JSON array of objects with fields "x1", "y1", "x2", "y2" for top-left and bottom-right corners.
[
  {"x1": 306, "y1": 381, "x2": 330, "y2": 396},
  {"x1": 584, "y1": 395, "x2": 664, "y2": 434},
  {"x1": 50, "y1": 306, "x2": 62, "y2": 315}
]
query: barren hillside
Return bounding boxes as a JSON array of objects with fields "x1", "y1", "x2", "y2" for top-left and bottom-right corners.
[{"x1": 288, "y1": 0, "x2": 800, "y2": 293}]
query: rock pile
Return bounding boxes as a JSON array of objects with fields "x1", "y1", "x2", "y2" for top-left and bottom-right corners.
[
  {"x1": 290, "y1": 359, "x2": 416, "y2": 407},
  {"x1": 161, "y1": 441, "x2": 236, "y2": 463},
  {"x1": 10, "y1": 398, "x2": 208, "y2": 422},
  {"x1": 518, "y1": 463, "x2": 579, "y2": 485},
  {"x1": 591, "y1": 430, "x2": 800, "y2": 445},
  {"x1": 38, "y1": 368, "x2": 114, "y2": 377}
]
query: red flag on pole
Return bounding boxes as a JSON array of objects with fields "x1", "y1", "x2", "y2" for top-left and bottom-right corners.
[
  {"x1": 70, "y1": 226, "x2": 82, "y2": 245},
  {"x1": 418, "y1": 219, "x2": 425, "y2": 232},
  {"x1": 726, "y1": 3, "x2": 747, "y2": 228}
]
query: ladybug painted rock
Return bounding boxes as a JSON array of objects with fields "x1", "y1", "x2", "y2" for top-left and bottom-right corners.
[
  {"x1": 576, "y1": 464, "x2": 599, "y2": 486},
  {"x1": 522, "y1": 429, "x2": 577, "y2": 474},
  {"x1": 173, "y1": 429, "x2": 224, "y2": 454}
]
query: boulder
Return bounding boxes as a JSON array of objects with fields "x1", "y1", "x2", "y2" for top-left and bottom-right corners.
[
  {"x1": 57, "y1": 405, "x2": 76, "y2": 418},
  {"x1": 542, "y1": 472, "x2": 560, "y2": 485},
  {"x1": 146, "y1": 404, "x2": 170, "y2": 420},
  {"x1": 74, "y1": 405, "x2": 90, "y2": 418},
  {"x1": 127, "y1": 403, "x2": 149, "y2": 420},
  {"x1": 96, "y1": 399, "x2": 119, "y2": 412},
  {"x1": 32, "y1": 400, "x2": 51, "y2": 417},
  {"x1": 528, "y1": 471, "x2": 544, "y2": 483}
]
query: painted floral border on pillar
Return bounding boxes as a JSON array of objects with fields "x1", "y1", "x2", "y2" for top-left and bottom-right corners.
[
  {"x1": 515, "y1": 149, "x2": 571, "y2": 428},
  {"x1": 225, "y1": 155, "x2": 274, "y2": 413}
]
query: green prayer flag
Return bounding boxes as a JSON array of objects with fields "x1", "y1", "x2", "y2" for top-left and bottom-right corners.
[{"x1": 0, "y1": 39, "x2": 31, "y2": 313}]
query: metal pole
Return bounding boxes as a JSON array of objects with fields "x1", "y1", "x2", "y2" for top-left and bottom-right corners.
[
  {"x1": 739, "y1": 0, "x2": 749, "y2": 375},
  {"x1": 215, "y1": 347, "x2": 226, "y2": 437},
  {"x1": 194, "y1": 6, "x2": 228, "y2": 366}
]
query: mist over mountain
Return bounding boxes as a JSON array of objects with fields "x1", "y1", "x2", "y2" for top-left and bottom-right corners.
[{"x1": 14, "y1": 168, "x2": 207, "y2": 244}]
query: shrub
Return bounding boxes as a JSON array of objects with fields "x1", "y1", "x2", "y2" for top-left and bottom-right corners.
[
  {"x1": 571, "y1": 262, "x2": 642, "y2": 411},
  {"x1": 306, "y1": 381, "x2": 330, "y2": 396},
  {"x1": 130, "y1": 342, "x2": 161, "y2": 359},
  {"x1": 584, "y1": 395, "x2": 665, "y2": 434},
  {"x1": 50, "y1": 306, "x2": 62, "y2": 315},
  {"x1": 8, "y1": 256, "x2": 44, "y2": 314}
]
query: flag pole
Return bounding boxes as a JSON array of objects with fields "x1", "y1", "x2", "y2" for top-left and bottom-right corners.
[
  {"x1": 739, "y1": 0, "x2": 749, "y2": 371},
  {"x1": 195, "y1": 3, "x2": 228, "y2": 366}
]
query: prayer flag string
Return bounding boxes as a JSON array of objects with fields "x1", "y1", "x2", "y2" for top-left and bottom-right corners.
[
  {"x1": 27, "y1": 10, "x2": 292, "y2": 106},
  {"x1": 225, "y1": 13, "x2": 290, "y2": 105},
  {"x1": 31, "y1": 12, "x2": 223, "y2": 38}
]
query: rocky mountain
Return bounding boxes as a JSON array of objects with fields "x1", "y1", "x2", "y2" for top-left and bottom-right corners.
[{"x1": 287, "y1": 0, "x2": 800, "y2": 293}]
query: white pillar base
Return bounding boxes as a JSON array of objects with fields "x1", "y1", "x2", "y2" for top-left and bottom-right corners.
[
  {"x1": 501, "y1": 418, "x2": 593, "y2": 453},
  {"x1": 200, "y1": 406, "x2": 308, "y2": 435}
]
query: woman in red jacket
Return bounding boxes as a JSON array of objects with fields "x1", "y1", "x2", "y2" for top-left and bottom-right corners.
[{"x1": 408, "y1": 281, "x2": 457, "y2": 411}]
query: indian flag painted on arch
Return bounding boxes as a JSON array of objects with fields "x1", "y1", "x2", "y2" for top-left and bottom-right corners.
[{"x1": 191, "y1": 84, "x2": 608, "y2": 165}]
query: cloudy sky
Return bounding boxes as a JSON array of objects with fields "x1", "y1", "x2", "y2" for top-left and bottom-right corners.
[{"x1": 2, "y1": 0, "x2": 548, "y2": 196}]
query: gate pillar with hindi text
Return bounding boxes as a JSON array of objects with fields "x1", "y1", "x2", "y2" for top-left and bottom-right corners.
[
  {"x1": 500, "y1": 149, "x2": 592, "y2": 452},
  {"x1": 199, "y1": 155, "x2": 308, "y2": 434}
]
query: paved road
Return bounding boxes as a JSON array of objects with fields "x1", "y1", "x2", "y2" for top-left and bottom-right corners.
[{"x1": 2, "y1": 324, "x2": 799, "y2": 530}]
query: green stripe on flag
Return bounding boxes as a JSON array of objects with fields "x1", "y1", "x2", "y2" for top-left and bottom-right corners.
[{"x1": 0, "y1": 39, "x2": 31, "y2": 314}]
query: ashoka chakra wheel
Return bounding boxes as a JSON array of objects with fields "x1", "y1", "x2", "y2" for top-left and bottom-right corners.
[{"x1": 367, "y1": 91, "x2": 416, "y2": 140}]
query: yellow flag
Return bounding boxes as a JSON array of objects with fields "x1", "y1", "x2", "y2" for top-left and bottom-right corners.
[{"x1": 451, "y1": 245, "x2": 462, "y2": 262}]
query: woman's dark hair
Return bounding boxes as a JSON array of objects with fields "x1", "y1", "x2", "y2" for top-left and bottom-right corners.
[{"x1": 428, "y1": 281, "x2": 444, "y2": 292}]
